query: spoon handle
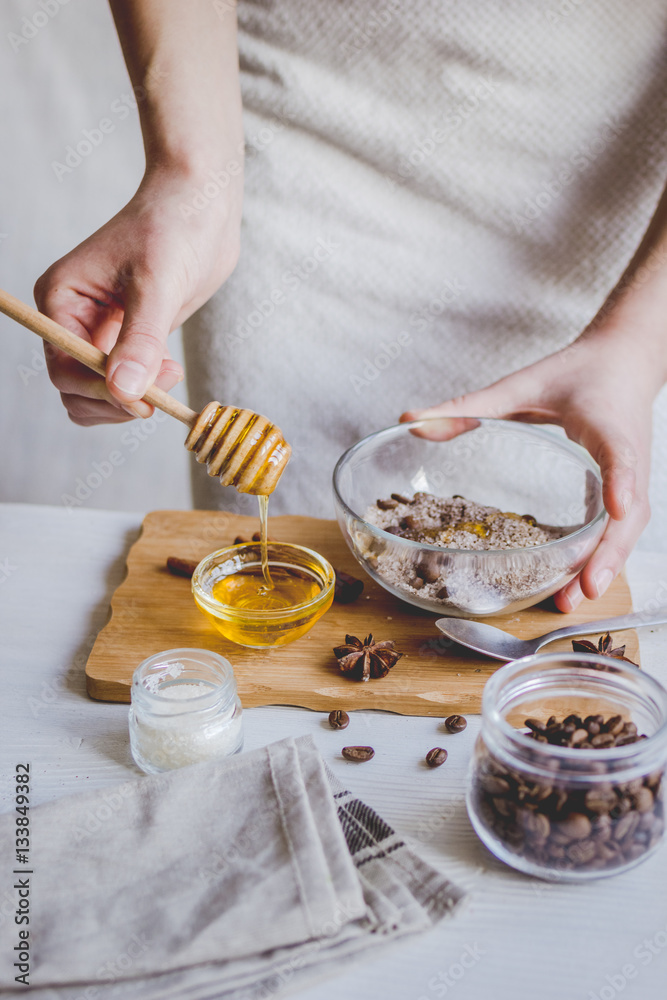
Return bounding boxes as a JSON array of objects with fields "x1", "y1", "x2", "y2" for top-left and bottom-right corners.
[
  {"x1": 0, "y1": 287, "x2": 198, "y2": 427},
  {"x1": 538, "y1": 607, "x2": 667, "y2": 649}
]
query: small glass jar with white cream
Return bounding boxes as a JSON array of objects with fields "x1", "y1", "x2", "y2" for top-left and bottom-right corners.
[{"x1": 128, "y1": 648, "x2": 243, "y2": 773}]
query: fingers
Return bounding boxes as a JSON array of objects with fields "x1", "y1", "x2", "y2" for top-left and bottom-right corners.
[
  {"x1": 60, "y1": 392, "x2": 136, "y2": 426},
  {"x1": 553, "y1": 492, "x2": 650, "y2": 612},
  {"x1": 55, "y1": 357, "x2": 183, "y2": 424},
  {"x1": 105, "y1": 279, "x2": 181, "y2": 403},
  {"x1": 400, "y1": 357, "x2": 653, "y2": 613},
  {"x1": 400, "y1": 369, "x2": 536, "y2": 425},
  {"x1": 553, "y1": 576, "x2": 584, "y2": 613},
  {"x1": 553, "y1": 421, "x2": 650, "y2": 611},
  {"x1": 587, "y1": 435, "x2": 637, "y2": 523},
  {"x1": 36, "y1": 272, "x2": 183, "y2": 423},
  {"x1": 578, "y1": 494, "x2": 650, "y2": 599}
]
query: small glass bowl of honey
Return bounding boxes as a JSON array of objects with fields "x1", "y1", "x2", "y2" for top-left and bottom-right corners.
[{"x1": 191, "y1": 542, "x2": 335, "y2": 648}]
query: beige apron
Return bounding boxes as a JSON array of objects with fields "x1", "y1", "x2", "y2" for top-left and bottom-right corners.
[{"x1": 183, "y1": 0, "x2": 667, "y2": 552}]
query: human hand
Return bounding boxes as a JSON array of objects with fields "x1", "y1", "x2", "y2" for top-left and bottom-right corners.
[
  {"x1": 400, "y1": 319, "x2": 665, "y2": 612},
  {"x1": 34, "y1": 165, "x2": 242, "y2": 425}
]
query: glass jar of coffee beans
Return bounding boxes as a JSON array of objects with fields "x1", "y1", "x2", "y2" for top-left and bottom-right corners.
[{"x1": 467, "y1": 652, "x2": 667, "y2": 881}]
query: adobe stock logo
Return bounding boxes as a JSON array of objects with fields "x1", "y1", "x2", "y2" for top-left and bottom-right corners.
[
  {"x1": 8, "y1": 0, "x2": 71, "y2": 54},
  {"x1": 349, "y1": 332, "x2": 413, "y2": 394}
]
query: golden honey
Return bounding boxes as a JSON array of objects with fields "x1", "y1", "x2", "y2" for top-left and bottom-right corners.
[
  {"x1": 211, "y1": 566, "x2": 320, "y2": 613},
  {"x1": 193, "y1": 542, "x2": 335, "y2": 648}
]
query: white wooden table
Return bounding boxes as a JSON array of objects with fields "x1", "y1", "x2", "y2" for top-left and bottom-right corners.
[{"x1": 1, "y1": 503, "x2": 667, "y2": 1000}]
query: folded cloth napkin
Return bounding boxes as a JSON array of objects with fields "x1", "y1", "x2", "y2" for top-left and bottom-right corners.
[{"x1": 0, "y1": 736, "x2": 464, "y2": 998}]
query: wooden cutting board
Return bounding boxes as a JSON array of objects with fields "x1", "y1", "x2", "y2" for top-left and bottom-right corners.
[{"x1": 85, "y1": 510, "x2": 639, "y2": 715}]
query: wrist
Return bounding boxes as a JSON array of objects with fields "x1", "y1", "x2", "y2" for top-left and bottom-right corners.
[
  {"x1": 143, "y1": 141, "x2": 244, "y2": 189},
  {"x1": 579, "y1": 264, "x2": 667, "y2": 393}
]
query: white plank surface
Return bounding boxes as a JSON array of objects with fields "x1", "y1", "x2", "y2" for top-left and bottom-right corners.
[{"x1": 1, "y1": 503, "x2": 667, "y2": 999}]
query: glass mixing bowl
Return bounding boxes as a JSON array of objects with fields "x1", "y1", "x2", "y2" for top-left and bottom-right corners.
[{"x1": 332, "y1": 418, "x2": 606, "y2": 617}]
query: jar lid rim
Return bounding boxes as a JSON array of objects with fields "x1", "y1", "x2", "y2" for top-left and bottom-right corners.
[{"x1": 131, "y1": 647, "x2": 236, "y2": 701}]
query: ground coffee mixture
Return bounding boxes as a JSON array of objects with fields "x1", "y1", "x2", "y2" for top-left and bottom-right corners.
[
  {"x1": 362, "y1": 492, "x2": 570, "y2": 613},
  {"x1": 367, "y1": 493, "x2": 563, "y2": 550}
]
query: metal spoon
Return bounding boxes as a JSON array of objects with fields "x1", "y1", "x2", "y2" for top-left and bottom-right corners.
[{"x1": 435, "y1": 608, "x2": 667, "y2": 662}]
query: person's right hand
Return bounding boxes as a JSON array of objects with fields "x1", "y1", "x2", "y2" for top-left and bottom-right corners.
[{"x1": 34, "y1": 165, "x2": 242, "y2": 424}]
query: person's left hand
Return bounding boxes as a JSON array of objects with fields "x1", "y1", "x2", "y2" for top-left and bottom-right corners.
[{"x1": 400, "y1": 322, "x2": 662, "y2": 612}]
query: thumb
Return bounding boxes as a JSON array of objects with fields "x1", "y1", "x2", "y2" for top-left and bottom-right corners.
[
  {"x1": 400, "y1": 369, "x2": 535, "y2": 424},
  {"x1": 105, "y1": 282, "x2": 177, "y2": 403}
]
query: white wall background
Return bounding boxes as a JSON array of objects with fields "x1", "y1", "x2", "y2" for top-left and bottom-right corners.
[{"x1": 0, "y1": 0, "x2": 191, "y2": 513}]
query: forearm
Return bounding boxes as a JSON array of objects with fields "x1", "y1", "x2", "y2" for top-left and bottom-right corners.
[
  {"x1": 109, "y1": 0, "x2": 242, "y2": 176},
  {"x1": 580, "y1": 177, "x2": 667, "y2": 392}
]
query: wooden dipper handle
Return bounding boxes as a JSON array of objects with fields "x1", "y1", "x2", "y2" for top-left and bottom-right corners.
[{"x1": 0, "y1": 287, "x2": 198, "y2": 427}]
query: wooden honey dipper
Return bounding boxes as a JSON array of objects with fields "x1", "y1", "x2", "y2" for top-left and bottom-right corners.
[{"x1": 0, "y1": 288, "x2": 290, "y2": 495}]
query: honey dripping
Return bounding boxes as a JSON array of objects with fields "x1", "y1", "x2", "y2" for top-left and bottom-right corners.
[
  {"x1": 205, "y1": 416, "x2": 321, "y2": 614},
  {"x1": 258, "y1": 494, "x2": 273, "y2": 592},
  {"x1": 211, "y1": 556, "x2": 320, "y2": 613}
]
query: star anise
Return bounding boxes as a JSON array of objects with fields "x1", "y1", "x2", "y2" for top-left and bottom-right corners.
[
  {"x1": 333, "y1": 633, "x2": 402, "y2": 682},
  {"x1": 572, "y1": 632, "x2": 638, "y2": 666}
]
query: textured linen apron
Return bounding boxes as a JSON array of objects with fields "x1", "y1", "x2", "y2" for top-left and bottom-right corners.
[{"x1": 183, "y1": 0, "x2": 667, "y2": 551}]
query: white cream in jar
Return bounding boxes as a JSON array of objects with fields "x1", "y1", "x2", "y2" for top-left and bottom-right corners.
[{"x1": 128, "y1": 648, "x2": 243, "y2": 773}]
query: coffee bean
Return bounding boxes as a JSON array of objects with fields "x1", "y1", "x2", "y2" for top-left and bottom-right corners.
[
  {"x1": 567, "y1": 838, "x2": 597, "y2": 864},
  {"x1": 610, "y1": 796, "x2": 632, "y2": 819},
  {"x1": 525, "y1": 718, "x2": 546, "y2": 734},
  {"x1": 409, "y1": 575, "x2": 425, "y2": 589},
  {"x1": 547, "y1": 788, "x2": 569, "y2": 814},
  {"x1": 425, "y1": 747, "x2": 448, "y2": 768},
  {"x1": 376, "y1": 498, "x2": 398, "y2": 510},
  {"x1": 556, "y1": 813, "x2": 592, "y2": 841},
  {"x1": 614, "y1": 734, "x2": 640, "y2": 746},
  {"x1": 623, "y1": 842, "x2": 647, "y2": 861},
  {"x1": 592, "y1": 814, "x2": 613, "y2": 840},
  {"x1": 614, "y1": 811, "x2": 640, "y2": 842},
  {"x1": 444, "y1": 714, "x2": 467, "y2": 734},
  {"x1": 604, "y1": 715, "x2": 624, "y2": 736},
  {"x1": 415, "y1": 556, "x2": 440, "y2": 584},
  {"x1": 436, "y1": 586, "x2": 450, "y2": 600},
  {"x1": 391, "y1": 493, "x2": 412, "y2": 504},
  {"x1": 403, "y1": 514, "x2": 425, "y2": 531},
  {"x1": 598, "y1": 841, "x2": 621, "y2": 862},
  {"x1": 584, "y1": 714, "x2": 603, "y2": 735},
  {"x1": 572, "y1": 728, "x2": 590, "y2": 746},
  {"x1": 638, "y1": 811, "x2": 656, "y2": 832},
  {"x1": 328, "y1": 710, "x2": 350, "y2": 730},
  {"x1": 492, "y1": 796, "x2": 515, "y2": 818},
  {"x1": 481, "y1": 775, "x2": 510, "y2": 796},
  {"x1": 591, "y1": 732, "x2": 615, "y2": 748},
  {"x1": 550, "y1": 829, "x2": 573, "y2": 846},
  {"x1": 518, "y1": 809, "x2": 550, "y2": 842},
  {"x1": 584, "y1": 786, "x2": 617, "y2": 814},
  {"x1": 342, "y1": 746, "x2": 374, "y2": 762},
  {"x1": 333, "y1": 571, "x2": 364, "y2": 604},
  {"x1": 633, "y1": 787, "x2": 654, "y2": 813}
]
